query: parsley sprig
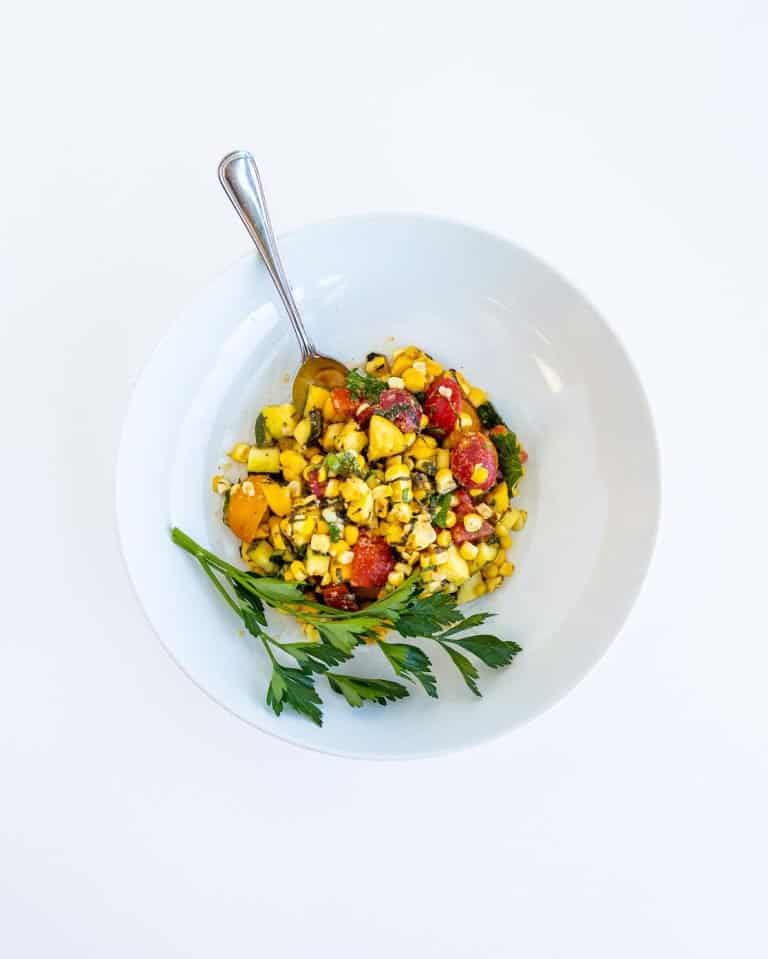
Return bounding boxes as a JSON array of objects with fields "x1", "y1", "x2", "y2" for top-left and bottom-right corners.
[
  {"x1": 172, "y1": 527, "x2": 522, "y2": 726},
  {"x1": 347, "y1": 368, "x2": 386, "y2": 403}
]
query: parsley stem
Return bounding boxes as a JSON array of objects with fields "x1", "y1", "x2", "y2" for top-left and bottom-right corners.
[{"x1": 199, "y1": 560, "x2": 241, "y2": 618}]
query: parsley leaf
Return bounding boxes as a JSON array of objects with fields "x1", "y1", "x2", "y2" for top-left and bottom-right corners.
[
  {"x1": 327, "y1": 673, "x2": 410, "y2": 707},
  {"x1": 439, "y1": 611, "x2": 495, "y2": 638},
  {"x1": 441, "y1": 644, "x2": 482, "y2": 697},
  {"x1": 442, "y1": 634, "x2": 522, "y2": 669},
  {"x1": 329, "y1": 523, "x2": 342, "y2": 543},
  {"x1": 347, "y1": 368, "x2": 386, "y2": 403},
  {"x1": 266, "y1": 662, "x2": 323, "y2": 726},
  {"x1": 278, "y1": 641, "x2": 353, "y2": 674},
  {"x1": 395, "y1": 591, "x2": 464, "y2": 638},
  {"x1": 316, "y1": 619, "x2": 378, "y2": 653},
  {"x1": 232, "y1": 581, "x2": 267, "y2": 633},
  {"x1": 245, "y1": 577, "x2": 307, "y2": 606},
  {"x1": 324, "y1": 451, "x2": 365, "y2": 477},
  {"x1": 378, "y1": 642, "x2": 438, "y2": 697},
  {"x1": 430, "y1": 492, "x2": 452, "y2": 528},
  {"x1": 491, "y1": 429, "x2": 524, "y2": 492}
]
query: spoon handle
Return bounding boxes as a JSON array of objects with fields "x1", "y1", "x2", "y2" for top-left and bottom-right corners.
[{"x1": 218, "y1": 151, "x2": 315, "y2": 361}]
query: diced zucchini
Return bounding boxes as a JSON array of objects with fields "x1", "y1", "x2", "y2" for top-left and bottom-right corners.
[
  {"x1": 305, "y1": 550, "x2": 331, "y2": 577},
  {"x1": 368, "y1": 414, "x2": 406, "y2": 460},
  {"x1": 247, "y1": 446, "x2": 281, "y2": 473},
  {"x1": 475, "y1": 541, "x2": 499, "y2": 568},
  {"x1": 486, "y1": 481, "x2": 509, "y2": 516},
  {"x1": 262, "y1": 403, "x2": 298, "y2": 438},
  {"x1": 245, "y1": 540, "x2": 277, "y2": 574},
  {"x1": 308, "y1": 409, "x2": 323, "y2": 444},
  {"x1": 303, "y1": 384, "x2": 331, "y2": 417},
  {"x1": 254, "y1": 412, "x2": 271, "y2": 446},
  {"x1": 440, "y1": 545, "x2": 470, "y2": 584},
  {"x1": 293, "y1": 417, "x2": 312, "y2": 446},
  {"x1": 457, "y1": 571, "x2": 482, "y2": 605}
]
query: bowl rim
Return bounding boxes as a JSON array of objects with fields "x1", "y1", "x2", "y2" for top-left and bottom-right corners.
[{"x1": 115, "y1": 210, "x2": 661, "y2": 761}]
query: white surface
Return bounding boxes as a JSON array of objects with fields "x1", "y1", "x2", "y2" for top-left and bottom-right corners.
[
  {"x1": 118, "y1": 215, "x2": 659, "y2": 757},
  {"x1": 1, "y1": 0, "x2": 766, "y2": 954}
]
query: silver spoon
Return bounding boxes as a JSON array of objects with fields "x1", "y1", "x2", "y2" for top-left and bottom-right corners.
[{"x1": 218, "y1": 151, "x2": 348, "y2": 411}]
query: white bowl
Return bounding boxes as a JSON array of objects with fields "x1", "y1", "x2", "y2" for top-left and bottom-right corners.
[{"x1": 117, "y1": 214, "x2": 659, "y2": 759}]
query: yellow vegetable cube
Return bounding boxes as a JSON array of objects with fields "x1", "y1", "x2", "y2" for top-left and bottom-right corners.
[
  {"x1": 368, "y1": 415, "x2": 407, "y2": 461},
  {"x1": 280, "y1": 449, "x2": 308, "y2": 482}
]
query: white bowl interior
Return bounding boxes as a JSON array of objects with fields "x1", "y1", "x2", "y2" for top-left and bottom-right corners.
[{"x1": 117, "y1": 215, "x2": 659, "y2": 758}]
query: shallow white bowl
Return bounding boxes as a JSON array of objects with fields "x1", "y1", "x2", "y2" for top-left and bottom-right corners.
[{"x1": 117, "y1": 214, "x2": 659, "y2": 759}]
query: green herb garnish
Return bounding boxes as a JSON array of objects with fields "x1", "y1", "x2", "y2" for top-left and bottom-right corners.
[
  {"x1": 172, "y1": 528, "x2": 522, "y2": 726},
  {"x1": 324, "y1": 451, "x2": 365, "y2": 477},
  {"x1": 429, "y1": 492, "x2": 452, "y2": 528},
  {"x1": 347, "y1": 368, "x2": 386, "y2": 403},
  {"x1": 329, "y1": 523, "x2": 342, "y2": 543},
  {"x1": 490, "y1": 429, "x2": 524, "y2": 492}
]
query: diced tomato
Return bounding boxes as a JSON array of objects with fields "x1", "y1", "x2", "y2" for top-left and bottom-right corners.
[
  {"x1": 374, "y1": 388, "x2": 423, "y2": 433},
  {"x1": 424, "y1": 375, "x2": 462, "y2": 434},
  {"x1": 354, "y1": 400, "x2": 375, "y2": 427},
  {"x1": 330, "y1": 387, "x2": 357, "y2": 419},
  {"x1": 321, "y1": 583, "x2": 359, "y2": 611},
  {"x1": 450, "y1": 432, "x2": 498, "y2": 491},
  {"x1": 520, "y1": 449, "x2": 528, "y2": 463},
  {"x1": 489, "y1": 424, "x2": 507, "y2": 437},
  {"x1": 307, "y1": 470, "x2": 326, "y2": 498},
  {"x1": 453, "y1": 489, "x2": 475, "y2": 516},
  {"x1": 350, "y1": 532, "x2": 395, "y2": 588},
  {"x1": 452, "y1": 519, "x2": 495, "y2": 546}
]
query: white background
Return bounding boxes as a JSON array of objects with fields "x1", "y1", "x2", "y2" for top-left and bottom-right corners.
[{"x1": 2, "y1": 2, "x2": 767, "y2": 956}]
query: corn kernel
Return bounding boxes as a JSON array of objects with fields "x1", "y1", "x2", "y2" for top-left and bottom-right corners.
[
  {"x1": 471, "y1": 464, "x2": 489, "y2": 484},
  {"x1": 468, "y1": 386, "x2": 488, "y2": 407},
  {"x1": 389, "y1": 502, "x2": 412, "y2": 523},
  {"x1": 290, "y1": 561, "x2": 307, "y2": 582},
  {"x1": 474, "y1": 581, "x2": 487, "y2": 597},
  {"x1": 463, "y1": 513, "x2": 483, "y2": 532},
  {"x1": 391, "y1": 354, "x2": 412, "y2": 376},
  {"x1": 419, "y1": 413, "x2": 429, "y2": 429},
  {"x1": 500, "y1": 562, "x2": 515, "y2": 576},
  {"x1": 459, "y1": 411, "x2": 474, "y2": 430},
  {"x1": 486, "y1": 576, "x2": 502, "y2": 592},
  {"x1": 444, "y1": 510, "x2": 457, "y2": 528},
  {"x1": 455, "y1": 371, "x2": 471, "y2": 396},
  {"x1": 404, "y1": 432, "x2": 417, "y2": 448},
  {"x1": 476, "y1": 503, "x2": 493, "y2": 519},
  {"x1": 366, "y1": 355, "x2": 388, "y2": 374},
  {"x1": 310, "y1": 533, "x2": 331, "y2": 554},
  {"x1": 459, "y1": 542, "x2": 479, "y2": 561},
  {"x1": 229, "y1": 443, "x2": 250, "y2": 463},
  {"x1": 423, "y1": 435, "x2": 438, "y2": 448},
  {"x1": 325, "y1": 478, "x2": 340, "y2": 498},
  {"x1": 330, "y1": 540, "x2": 348, "y2": 557},
  {"x1": 403, "y1": 367, "x2": 427, "y2": 392},
  {"x1": 387, "y1": 570, "x2": 405, "y2": 587},
  {"x1": 436, "y1": 449, "x2": 450, "y2": 471},
  {"x1": 435, "y1": 468, "x2": 457, "y2": 494},
  {"x1": 283, "y1": 569, "x2": 294, "y2": 582},
  {"x1": 387, "y1": 376, "x2": 405, "y2": 389},
  {"x1": 211, "y1": 475, "x2": 230, "y2": 494},
  {"x1": 386, "y1": 523, "x2": 405, "y2": 544},
  {"x1": 384, "y1": 462, "x2": 409, "y2": 482},
  {"x1": 293, "y1": 418, "x2": 312, "y2": 446},
  {"x1": 340, "y1": 430, "x2": 368, "y2": 453},
  {"x1": 437, "y1": 530, "x2": 452, "y2": 548}
]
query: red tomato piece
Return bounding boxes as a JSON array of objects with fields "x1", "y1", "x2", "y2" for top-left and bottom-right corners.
[
  {"x1": 354, "y1": 400, "x2": 375, "y2": 426},
  {"x1": 520, "y1": 449, "x2": 528, "y2": 463},
  {"x1": 450, "y1": 433, "x2": 498, "y2": 491},
  {"x1": 424, "y1": 375, "x2": 462, "y2": 434},
  {"x1": 452, "y1": 489, "x2": 475, "y2": 515},
  {"x1": 452, "y1": 519, "x2": 495, "y2": 546},
  {"x1": 322, "y1": 583, "x2": 359, "y2": 611},
  {"x1": 330, "y1": 387, "x2": 357, "y2": 419},
  {"x1": 350, "y1": 533, "x2": 395, "y2": 588},
  {"x1": 374, "y1": 388, "x2": 423, "y2": 433},
  {"x1": 307, "y1": 470, "x2": 327, "y2": 498}
]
